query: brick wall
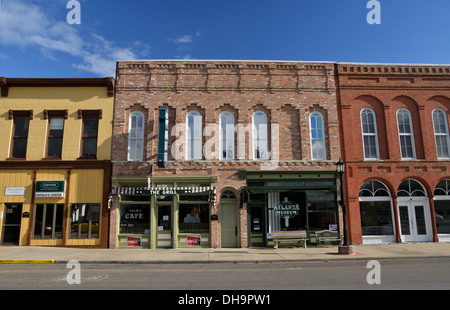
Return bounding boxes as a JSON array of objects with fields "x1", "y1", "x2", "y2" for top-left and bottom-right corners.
[
  {"x1": 113, "y1": 60, "x2": 341, "y2": 248},
  {"x1": 337, "y1": 63, "x2": 450, "y2": 244}
]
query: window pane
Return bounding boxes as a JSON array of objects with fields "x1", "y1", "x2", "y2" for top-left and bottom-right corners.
[
  {"x1": 54, "y1": 204, "x2": 64, "y2": 239},
  {"x1": 44, "y1": 204, "x2": 54, "y2": 239},
  {"x1": 360, "y1": 201, "x2": 394, "y2": 235},
  {"x1": 48, "y1": 137, "x2": 63, "y2": 157},
  {"x1": 33, "y1": 204, "x2": 44, "y2": 239},
  {"x1": 70, "y1": 204, "x2": 100, "y2": 239},
  {"x1": 120, "y1": 204, "x2": 150, "y2": 234},
  {"x1": 12, "y1": 138, "x2": 28, "y2": 158},
  {"x1": 14, "y1": 117, "x2": 29, "y2": 137},
  {"x1": 83, "y1": 117, "x2": 98, "y2": 137},
  {"x1": 179, "y1": 204, "x2": 210, "y2": 233},
  {"x1": 435, "y1": 200, "x2": 450, "y2": 234},
  {"x1": 82, "y1": 138, "x2": 97, "y2": 157}
]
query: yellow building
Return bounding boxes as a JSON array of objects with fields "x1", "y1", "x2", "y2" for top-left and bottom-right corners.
[{"x1": 0, "y1": 78, "x2": 114, "y2": 248}]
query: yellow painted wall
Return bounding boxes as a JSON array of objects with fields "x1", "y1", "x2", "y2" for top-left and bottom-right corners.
[
  {"x1": 0, "y1": 169, "x2": 104, "y2": 246},
  {"x1": 0, "y1": 87, "x2": 113, "y2": 160}
]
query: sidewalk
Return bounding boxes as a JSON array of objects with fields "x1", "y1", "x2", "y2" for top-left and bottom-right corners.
[{"x1": 1, "y1": 243, "x2": 450, "y2": 264}]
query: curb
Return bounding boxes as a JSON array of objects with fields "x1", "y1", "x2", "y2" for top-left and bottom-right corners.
[{"x1": 0, "y1": 259, "x2": 55, "y2": 264}]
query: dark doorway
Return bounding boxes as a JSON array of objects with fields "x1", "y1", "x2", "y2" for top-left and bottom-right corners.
[{"x1": 2, "y1": 204, "x2": 23, "y2": 245}]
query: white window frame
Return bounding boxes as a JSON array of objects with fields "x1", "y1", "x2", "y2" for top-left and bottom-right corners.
[
  {"x1": 219, "y1": 111, "x2": 235, "y2": 160},
  {"x1": 360, "y1": 108, "x2": 380, "y2": 160},
  {"x1": 432, "y1": 108, "x2": 450, "y2": 159},
  {"x1": 252, "y1": 111, "x2": 269, "y2": 160},
  {"x1": 127, "y1": 111, "x2": 144, "y2": 161},
  {"x1": 396, "y1": 108, "x2": 416, "y2": 159},
  {"x1": 309, "y1": 112, "x2": 326, "y2": 160},
  {"x1": 186, "y1": 111, "x2": 202, "y2": 160}
]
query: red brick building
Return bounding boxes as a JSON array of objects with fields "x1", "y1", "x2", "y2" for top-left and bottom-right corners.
[
  {"x1": 110, "y1": 60, "x2": 342, "y2": 249},
  {"x1": 337, "y1": 63, "x2": 450, "y2": 245}
]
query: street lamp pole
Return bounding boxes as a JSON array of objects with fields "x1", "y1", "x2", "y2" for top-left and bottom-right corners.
[{"x1": 336, "y1": 159, "x2": 350, "y2": 247}]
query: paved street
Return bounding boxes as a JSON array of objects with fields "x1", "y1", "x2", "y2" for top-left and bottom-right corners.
[{"x1": 1, "y1": 258, "x2": 449, "y2": 290}]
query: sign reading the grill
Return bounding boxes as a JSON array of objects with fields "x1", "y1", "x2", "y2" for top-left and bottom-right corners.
[{"x1": 35, "y1": 181, "x2": 65, "y2": 198}]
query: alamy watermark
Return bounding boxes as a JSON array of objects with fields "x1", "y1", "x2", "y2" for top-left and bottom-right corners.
[
  {"x1": 66, "y1": 260, "x2": 81, "y2": 284},
  {"x1": 367, "y1": 0, "x2": 381, "y2": 25},
  {"x1": 366, "y1": 260, "x2": 381, "y2": 285},
  {"x1": 66, "y1": 0, "x2": 81, "y2": 25}
]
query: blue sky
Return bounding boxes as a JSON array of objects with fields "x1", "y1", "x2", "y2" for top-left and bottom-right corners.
[{"x1": 0, "y1": 0, "x2": 449, "y2": 78}]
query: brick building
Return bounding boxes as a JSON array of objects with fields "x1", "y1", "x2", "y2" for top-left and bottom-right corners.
[
  {"x1": 110, "y1": 60, "x2": 342, "y2": 249},
  {"x1": 337, "y1": 63, "x2": 450, "y2": 245}
]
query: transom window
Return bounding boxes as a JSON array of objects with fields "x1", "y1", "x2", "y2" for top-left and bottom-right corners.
[{"x1": 397, "y1": 179, "x2": 426, "y2": 197}]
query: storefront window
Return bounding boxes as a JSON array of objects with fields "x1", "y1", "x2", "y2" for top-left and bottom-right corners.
[
  {"x1": 359, "y1": 180, "x2": 394, "y2": 236},
  {"x1": 70, "y1": 203, "x2": 100, "y2": 239},
  {"x1": 120, "y1": 204, "x2": 150, "y2": 234},
  {"x1": 33, "y1": 204, "x2": 64, "y2": 239},
  {"x1": 179, "y1": 203, "x2": 209, "y2": 233},
  {"x1": 360, "y1": 201, "x2": 394, "y2": 235},
  {"x1": 307, "y1": 202, "x2": 337, "y2": 230},
  {"x1": 434, "y1": 180, "x2": 450, "y2": 234}
]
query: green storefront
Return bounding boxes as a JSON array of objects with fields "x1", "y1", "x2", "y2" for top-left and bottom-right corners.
[
  {"x1": 112, "y1": 176, "x2": 217, "y2": 249},
  {"x1": 240, "y1": 170, "x2": 339, "y2": 247}
]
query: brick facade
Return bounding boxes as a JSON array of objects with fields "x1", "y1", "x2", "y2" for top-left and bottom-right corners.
[
  {"x1": 337, "y1": 63, "x2": 450, "y2": 244},
  {"x1": 111, "y1": 60, "x2": 342, "y2": 249}
]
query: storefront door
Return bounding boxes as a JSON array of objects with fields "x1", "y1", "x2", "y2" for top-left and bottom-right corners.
[
  {"x1": 220, "y1": 201, "x2": 238, "y2": 248},
  {"x1": 2, "y1": 204, "x2": 23, "y2": 245},
  {"x1": 398, "y1": 201, "x2": 432, "y2": 242},
  {"x1": 157, "y1": 204, "x2": 172, "y2": 248},
  {"x1": 248, "y1": 205, "x2": 265, "y2": 247}
]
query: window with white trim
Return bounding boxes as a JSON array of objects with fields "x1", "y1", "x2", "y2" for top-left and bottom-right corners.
[
  {"x1": 361, "y1": 108, "x2": 380, "y2": 159},
  {"x1": 186, "y1": 111, "x2": 202, "y2": 160},
  {"x1": 396, "y1": 109, "x2": 416, "y2": 159},
  {"x1": 432, "y1": 109, "x2": 450, "y2": 159},
  {"x1": 310, "y1": 112, "x2": 326, "y2": 160},
  {"x1": 252, "y1": 111, "x2": 268, "y2": 160},
  {"x1": 220, "y1": 111, "x2": 235, "y2": 160},
  {"x1": 128, "y1": 111, "x2": 144, "y2": 161}
]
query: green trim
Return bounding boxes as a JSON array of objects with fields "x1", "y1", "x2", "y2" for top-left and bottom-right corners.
[{"x1": 239, "y1": 169, "x2": 337, "y2": 180}]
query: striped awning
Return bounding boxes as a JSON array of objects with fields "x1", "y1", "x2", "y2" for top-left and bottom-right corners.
[{"x1": 111, "y1": 185, "x2": 215, "y2": 196}]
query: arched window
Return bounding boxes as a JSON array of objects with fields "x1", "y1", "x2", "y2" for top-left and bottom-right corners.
[
  {"x1": 397, "y1": 179, "x2": 426, "y2": 197},
  {"x1": 186, "y1": 111, "x2": 202, "y2": 160},
  {"x1": 361, "y1": 108, "x2": 380, "y2": 159},
  {"x1": 220, "y1": 112, "x2": 235, "y2": 160},
  {"x1": 432, "y1": 109, "x2": 450, "y2": 159},
  {"x1": 359, "y1": 180, "x2": 395, "y2": 240},
  {"x1": 253, "y1": 111, "x2": 268, "y2": 160},
  {"x1": 128, "y1": 111, "x2": 144, "y2": 161},
  {"x1": 396, "y1": 109, "x2": 416, "y2": 159},
  {"x1": 434, "y1": 180, "x2": 450, "y2": 236},
  {"x1": 310, "y1": 112, "x2": 326, "y2": 160}
]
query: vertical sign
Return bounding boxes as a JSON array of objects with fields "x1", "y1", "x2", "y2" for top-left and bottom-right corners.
[{"x1": 157, "y1": 106, "x2": 169, "y2": 168}]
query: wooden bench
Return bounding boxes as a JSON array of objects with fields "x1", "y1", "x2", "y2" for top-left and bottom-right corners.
[
  {"x1": 271, "y1": 230, "x2": 308, "y2": 249},
  {"x1": 315, "y1": 230, "x2": 341, "y2": 247}
]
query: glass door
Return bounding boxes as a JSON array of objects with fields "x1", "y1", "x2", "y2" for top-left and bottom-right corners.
[
  {"x1": 398, "y1": 202, "x2": 432, "y2": 242},
  {"x1": 157, "y1": 204, "x2": 172, "y2": 248},
  {"x1": 2, "y1": 204, "x2": 23, "y2": 245}
]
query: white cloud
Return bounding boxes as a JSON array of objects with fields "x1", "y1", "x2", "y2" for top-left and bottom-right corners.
[
  {"x1": 0, "y1": 0, "x2": 149, "y2": 76},
  {"x1": 174, "y1": 35, "x2": 193, "y2": 44}
]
